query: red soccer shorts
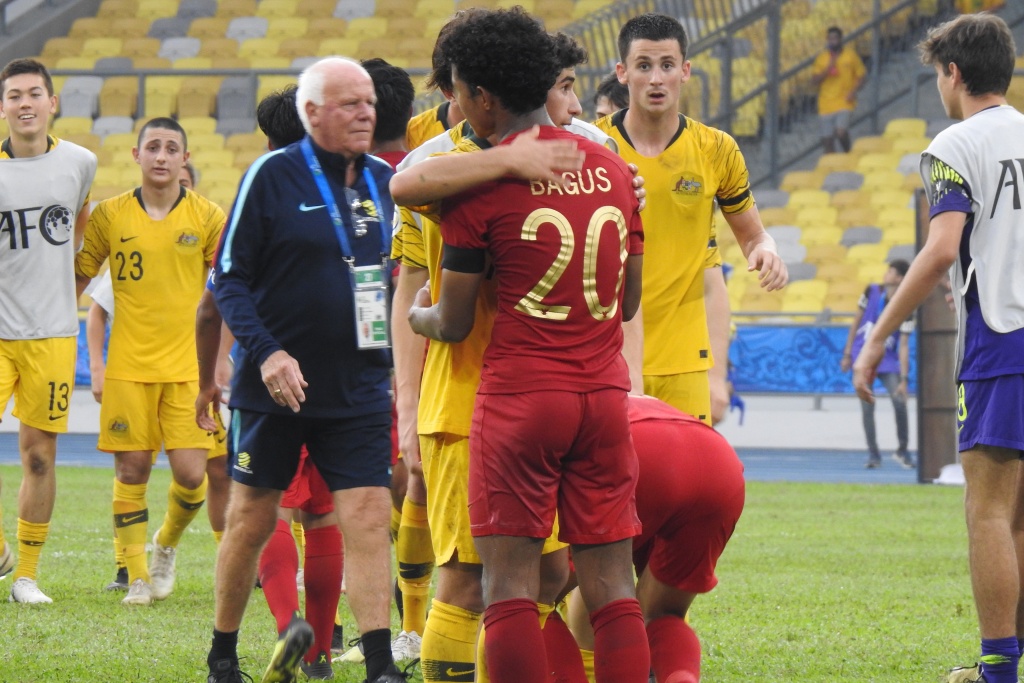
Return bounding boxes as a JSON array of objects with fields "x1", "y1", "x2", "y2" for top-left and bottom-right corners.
[
  {"x1": 631, "y1": 416, "x2": 745, "y2": 593},
  {"x1": 468, "y1": 388, "x2": 641, "y2": 545},
  {"x1": 280, "y1": 446, "x2": 335, "y2": 516}
]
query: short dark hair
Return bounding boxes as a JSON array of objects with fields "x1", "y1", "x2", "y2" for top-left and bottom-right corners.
[
  {"x1": 918, "y1": 13, "x2": 1015, "y2": 97},
  {"x1": 618, "y1": 13, "x2": 688, "y2": 62},
  {"x1": 889, "y1": 259, "x2": 910, "y2": 277},
  {"x1": 827, "y1": 26, "x2": 842, "y2": 39},
  {"x1": 426, "y1": 8, "x2": 487, "y2": 94},
  {"x1": 595, "y1": 72, "x2": 629, "y2": 110},
  {"x1": 362, "y1": 58, "x2": 415, "y2": 144},
  {"x1": 137, "y1": 117, "x2": 187, "y2": 150},
  {"x1": 256, "y1": 84, "x2": 305, "y2": 149},
  {"x1": 551, "y1": 32, "x2": 587, "y2": 71},
  {"x1": 0, "y1": 58, "x2": 54, "y2": 97},
  {"x1": 444, "y1": 8, "x2": 558, "y2": 116}
]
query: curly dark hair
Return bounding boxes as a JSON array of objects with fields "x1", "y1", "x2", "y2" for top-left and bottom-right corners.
[
  {"x1": 362, "y1": 58, "x2": 415, "y2": 144},
  {"x1": 443, "y1": 7, "x2": 559, "y2": 116},
  {"x1": 551, "y1": 32, "x2": 587, "y2": 71},
  {"x1": 618, "y1": 13, "x2": 688, "y2": 62},
  {"x1": 426, "y1": 8, "x2": 487, "y2": 94},
  {"x1": 256, "y1": 84, "x2": 305, "y2": 150}
]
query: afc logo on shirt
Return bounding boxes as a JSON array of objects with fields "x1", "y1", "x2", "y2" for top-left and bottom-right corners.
[{"x1": 0, "y1": 204, "x2": 74, "y2": 249}]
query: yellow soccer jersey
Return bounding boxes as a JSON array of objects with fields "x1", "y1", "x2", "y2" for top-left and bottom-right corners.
[
  {"x1": 394, "y1": 131, "x2": 492, "y2": 437},
  {"x1": 75, "y1": 187, "x2": 224, "y2": 382},
  {"x1": 597, "y1": 110, "x2": 753, "y2": 376},
  {"x1": 1, "y1": 135, "x2": 92, "y2": 206},
  {"x1": 405, "y1": 101, "x2": 453, "y2": 151}
]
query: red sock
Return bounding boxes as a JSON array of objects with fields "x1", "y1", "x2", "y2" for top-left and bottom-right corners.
[
  {"x1": 542, "y1": 611, "x2": 588, "y2": 683},
  {"x1": 258, "y1": 518, "x2": 300, "y2": 634},
  {"x1": 302, "y1": 525, "x2": 343, "y2": 661},
  {"x1": 590, "y1": 598, "x2": 650, "y2": 683},
  {"x1": 483, "y1": 599, "x2": 548, "y2": 683},
  {"x1": 647, "y1": 616, "x2": 700, "y2": 683}
]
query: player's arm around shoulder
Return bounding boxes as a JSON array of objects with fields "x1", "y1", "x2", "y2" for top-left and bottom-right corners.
[
  {"x1": 608, "y1": 151, "x2": 644, "y2": 322},
  {"x1": 74, "y1": 197, "x2": 115, "y2": 297}
]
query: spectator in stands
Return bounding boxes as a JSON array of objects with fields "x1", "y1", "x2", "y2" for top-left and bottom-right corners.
[
  {"x1": 812, "y1": 26, "x2": 866, "y2": 153},
  {"x1": 593, "y1": 71, "x2": 629, "y2": 119},
  {"x1": 841, "y1": 259, "x2": 913, "y2": 469}
]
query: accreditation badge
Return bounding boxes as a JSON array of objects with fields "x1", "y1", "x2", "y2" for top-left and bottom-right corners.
[{"x1": 351, "y1": 264, "x2": 391, "y2": 349}]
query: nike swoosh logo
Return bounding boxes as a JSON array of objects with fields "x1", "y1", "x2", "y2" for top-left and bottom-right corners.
[
  {"x1": 121, "y1": 514, "x2": 145, "y2": 524},
  {"x1": 120, "y1": 235, "x2": 139, "y2": 242},
  {"x1": 445, "y1": 668, "x2": 474, "y2": 678},
  {"x1": 299, "y1": 203, "x2": 326, "y2": 212},
  {"x1": 48, "y1": 414, "x2": 65, "y2": 421}
]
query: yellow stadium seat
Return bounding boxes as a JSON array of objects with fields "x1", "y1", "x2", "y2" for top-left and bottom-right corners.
[
  {"x1": 111, "y1": 16, "x2": 151, "y2": 35},
  {"x1": 834, "y1": 205, "x2": 878, "y2": 230},
  {"x1": 189, "y1": 133, "x2": 227, "y2": 153},
  {"x1": 786, "y1": 279, "x2": 828, "y2": 301},
  {"x1": 498, "y1": 0, "x2": 533, "y2": 9},
  {"x1": 859, "y1": 170, "x2": 906, "y2": 193},
  {"x1": 175, "y1": 81, "x2": 220, "y2": 118},
  {"x1": 191, "y1": 149, "x2": 235, "y2": 169},
  {"x1": 830, "y1": 189, "x2": 865, "y2": 209},
  {"x1": 92, "y1": 167, "x2": 122, "y2": 187},
  {"x1": 388, "y1": 17, "x2": 427, "y2": 39},
  {"x1": 847, "y1": 243, "x2": 891, "y2": 266},
  {"x1": 856, "y1": 153, "x2": 902, "y2": 174},
  {"x1": 217, "y1": 0, "x2": 257, "y2": 17},
  {"x1": 850, "y1": 136, "x2": 892, "y2": 155},
  {"x1": 795, "y1": 206, "x2": 838, "y2": 228},
  {"x1": 801, "y1": 226, "x2": 843, "y2": 247},
  {"x1": 61, "y1": 132, "x2": 102, "y2": 152},
  {"x1": 279, "y1": 38, "x2": 319, "y2": 60},
  {"x1": 258, "y1": 75, "x2": 297, "y2": 104},
  {"x1": 804, "y1": 243, "x2": 847, "y2": 264},
  {"x1": 740, "y1": 288, "x2": 783, "y2": 312},
  {"x1": 69, "y1": 17, "x2": 109, "y2": 38},
  {"x1": 306, "y1": 18, "x2": 348, "y2": 40},
  {"x1": 758, "y1": 206, "x2": 797, "y2": 227},
  {"x1": 375, "y1": 0, "x2": 416, "y2": 17},
  {"x1": 118, "y1": 166, "x2": 143, "y2": 186},
  {"x1": 889, "y1": 136, "x2": 931, "y2": 157},
  {"x1": 786, "y1": 189, "x2": 831, "y2": 210},
  {"x1": 132, "y1": 56, "x2": 172, "y2": 69},
  {"x1": 346, "y1": 17, "x2": 389, "y2": 39},
  {"x1": 414, "y1": 0, "x2": 455, "y2": 19},
  {"x1": 266, "y1": 17, "x2": 309, "y2": 40},
  {"x1": 318, "y1": 38, "x2": 361, "y2": 56},
  {"x1": 297, "y1": 0, "x2": 338, "y2": 17},
  {"x1": 226, "y1": 131, "x2": 268, "y2": 154},
  {"x1": 816, "y1": 152, "x2": 859, "y2": 174},
  {"x1": 199, "y1": 167, "x2": 243, "y2": 186},
  {"x1": 870, "y1": 190, "x2": 911, "y2": 210},
  {"x1": 535, "y1": 0, "x2": 573, "y2": 19},
  {"x1": 55, "y1": 56, "x2": 98, "y2": 70},
  {"x1": 251, "y1": 56, "x2": 291, "y2": 68},
  {"x1": 239, "y1": 38, "x2": 282, "y2": 60},
  {"x1": 572, "y1": 0, "x2": 610, "y2": 20},
  {"x1": 779, "y1": 169, "x2": 825, "y2": 192},
  {"x1": 876, "y1": 206, "x2": 915, "y2": 229},
  {"x1": 824, "y1": 291, "x2": 861, "y2": 313},
  {"x1": 121, "y1": 37, "x2": 161, "y2": 59},
  {"x1": 901, "y1": 174, "x2": 924, "y2": 192},
  {"x1": 42, "y1": 37, "x2": 84, "y2": 60},
  {"x1": 781, "y1": 295, "x2": 824, "y2": 316},
  {"x1": 357, "y1": 37, "x2": 393, "y2": 60},
  {"x1": 827, "y1": 279, "x2": 867, "y2": 301},
  {"x1": 257, "y1": 0, "x2": 299, "y2": 17},
  {"x1": 883, "y1": 118, "x2": 927, "y2": 139},
  {"x1": 144, "y1": 76, "x2": 185, "y2": 118},
  {"x1": 99, "y1": 76, "x2": 140, "y2": 118},
  {"x1": 199, "y1": 38, "x2": 241, "y2": 59},
  {"x1": 722, "y1": 243, "x2": 747, "y2": 268},
  {"x1": 422, "y1": 16, "x2": 450, "y2": 39},
  {"x1": 234, "y1": 147, "x2": 267, "y2": 169},
  {"x1": 52, "y1": 117, "x2": 94, "y2": 136},
  {"x1": 81, "y1": 38, "x2": 123, "y2": 60},
  {"x1": 98, "y1": 0, "x2": 138, "y2": 18},
  {"x1": 135, "y1": 0, "x2": 177, "y2": 20},
  {"x1": 815, "y1": 261, "x2": 858, "y2": 282},
  {"x1": 189, "y1": 17, "x2": 232, "y2": 38},
  {"x1": 173, "y1": 56, "x2": 213, "y2": 69},
  {"x1": 205, "y1": 186, "x2": 238, "y2": 212},
  {"x1": 179, "y1": 117, "x2": 219, "y2": 135},
  {"x1": 102, "y1": 132, "x2": 138, "y2": 151}
]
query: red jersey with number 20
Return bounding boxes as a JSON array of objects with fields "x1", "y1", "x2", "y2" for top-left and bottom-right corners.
[{"x1": 440, "y1": 126, "x2": 644, "y2": 395}]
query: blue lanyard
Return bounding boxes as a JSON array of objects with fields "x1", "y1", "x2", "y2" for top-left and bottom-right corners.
[{"x1": 300, "y1": 136, "x2": 387, "y2": 262}]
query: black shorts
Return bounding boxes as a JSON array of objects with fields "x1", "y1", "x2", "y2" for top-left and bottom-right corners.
[{"x1": 228, "y1": 409, "x2": 392, "y2": 491}]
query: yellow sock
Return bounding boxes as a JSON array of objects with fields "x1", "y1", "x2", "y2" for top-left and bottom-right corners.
[
  {"x1": 335, "y1": 607, "x2": 343, "y2": 626},
  {"x1": 291, "y1": 520, "x2": 305, "y2": 562},
  {"x1": 580, "y1": 648, "x2": 595, "y2": 683},
  {"x1": 156, "y1": 476, "x2": 208, "y2": 548},
  {"x1": 114, "y1": 535, "x2": 126, "y2": 569},
  {"x1": 537, "y1": 601, "x2": 554, "y2": 628},
  {"x1": 421, "y1": 599, "x2": 480, "y2": 682},
  {"x1": 397, "y1": 498, "x2": 433, "y2": 635},
  {"x1": 113, "y1": 479, "x2": 149, "y2": 584},
  {"x1": 212, "y1": 530, "x2": 224, "y2": 545},
  {"x1": 0, "y1": 504, "x2": 6, "y2": 548},
  {"x1": 14, "y1": 519, "x2": 48, "y2": 581},
  {"x1": 390, "y1": 503, "x2": 402, "y2": 542}
]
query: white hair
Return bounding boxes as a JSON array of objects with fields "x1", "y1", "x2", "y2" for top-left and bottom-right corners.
[{"x1": 296, "y1": 56, "x2": 367, "y2": 134}]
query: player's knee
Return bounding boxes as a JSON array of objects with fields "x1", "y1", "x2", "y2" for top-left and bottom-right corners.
[{"x1": 22, "y1": 450, "x2": 52, "y2": 478}]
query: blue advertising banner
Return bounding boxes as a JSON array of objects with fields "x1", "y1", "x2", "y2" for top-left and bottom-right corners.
[{"x1": 728, "y1": 325, "x2": 917, "y2": 394}]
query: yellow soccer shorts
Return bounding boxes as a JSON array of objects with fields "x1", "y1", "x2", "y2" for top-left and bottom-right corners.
[
  {"x1": 644, "y1": 370, "x2": 712, "y2": 425},
  {"x1": 420, "y1": 432, "x2": 566, "y2": 567},
  {"x1": 0, "y1": 337, "x2": 77, "y2": 433},
  {"x1": 208, "y1": 408, "x2": 228, "y2": 460},
  {"x1": 99, "y1": 378, "x2": 213, "y2": 453}
]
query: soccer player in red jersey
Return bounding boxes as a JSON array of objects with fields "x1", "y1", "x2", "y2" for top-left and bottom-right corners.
[{"x1": 408, "y1": 9, "x2": 648, "y2": 683}]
